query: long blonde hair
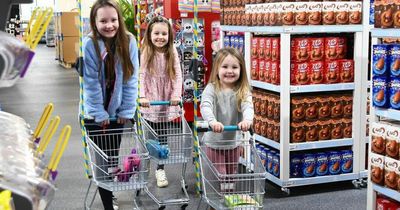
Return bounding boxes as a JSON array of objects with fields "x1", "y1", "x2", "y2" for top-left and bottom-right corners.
[
  {"x1": 141, "y1": 16, "x2": 176, "y2": 80},
  {"x1": 209, "y1": 48, "x2": 251, "y2": 110}
]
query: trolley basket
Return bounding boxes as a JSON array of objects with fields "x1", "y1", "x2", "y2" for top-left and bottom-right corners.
[
  {"x1": 199, "y1": 130, "x2": 266, "y2": 210},
  {"x1": 85, "y1": 127, "x2": 150, "y2": 192},
  {"x1": 139, "y1": 103, "x2": 193, "y2": 165}
]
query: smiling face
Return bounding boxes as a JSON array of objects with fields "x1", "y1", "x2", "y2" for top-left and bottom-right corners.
[
  {"x1": 218, "y1": 55, "x2": 241, "y2": 89},
  {"x1": 95, "y1": 5, "x2": 119, "y2": 38},
  {"x1": 151, "y1": 22, "x2": 169, "y2": 50}
]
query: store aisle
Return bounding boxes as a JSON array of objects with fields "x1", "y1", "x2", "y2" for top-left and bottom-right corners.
[{"x1": 0, "y1": 45, "x2": 367, "y2": 210}]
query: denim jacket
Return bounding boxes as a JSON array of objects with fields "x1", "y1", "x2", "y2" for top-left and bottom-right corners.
[{"x1": 82, "y1": 34, "x2": 139, "y2": 123}]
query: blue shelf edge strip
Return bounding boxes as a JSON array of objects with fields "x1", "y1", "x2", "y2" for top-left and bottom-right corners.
[
  {"x1": 220, "y1": 25, "x2": 363, "y2": 34},
  {"x1": 375, "y1": 108, "x2": 400, "y2": 121},
  {"x1": 266, "y1": 172, "x2": 359, "y2": 188},
  {"x1": 251, "y1": 81, "x2": 354, "y2": 93},
  {"x1": 372, "y1": 184, "x2": 400, "y2": 202},
  {"x1": 371, "y1": 28, "x2": 400, "y2": 38}
]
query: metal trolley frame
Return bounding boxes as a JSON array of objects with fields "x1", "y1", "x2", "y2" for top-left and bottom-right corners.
[
  {"x1": 83, "y1": 127, "x2": 150, "y2": 210},
  {"x1": 198, "y1": 127, "x2": 267, "y2": 210},
  {"x1": 139, "y1": 102, "x2": 193, "y2": 210}
]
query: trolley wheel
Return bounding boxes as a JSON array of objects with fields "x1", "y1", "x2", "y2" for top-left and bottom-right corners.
[
  {"x1": 360, "y1": 179, "x2": 368, "y2": 188},
  {"x1": 352, "y1": 180, "x2": 361, "y2": 189},
  {"x1": 181, "y1": 204, "x2": 188, "y2": 209},
  {"x1": 158, "y1": 206, "x2": 166, "y2": 210},
  {"x1": 281, "y1": 187, "x2": 290, "y2": 195}
]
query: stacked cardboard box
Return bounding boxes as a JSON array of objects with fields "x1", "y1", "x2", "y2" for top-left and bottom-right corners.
[{"x1": 54, "y1": 12, "x2": 79, "y2": 66}]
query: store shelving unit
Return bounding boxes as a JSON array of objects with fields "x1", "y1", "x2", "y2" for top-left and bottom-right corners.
[
  {"x1": 220, "y1": 4, "x2": 370, "y2": 195},
  {"x1": 366, "y1": 5, "x2": 400, "y2": 208},
  {"x1": 357, "y1": 0, "x2": 372, "y2": 184}
]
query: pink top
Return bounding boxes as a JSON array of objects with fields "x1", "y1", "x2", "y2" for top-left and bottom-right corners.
[{"x1": 139, "y1": 48, "x2": 183, "y2": 122}]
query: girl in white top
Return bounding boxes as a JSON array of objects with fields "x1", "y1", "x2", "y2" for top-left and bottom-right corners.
[{"x1": 200, "y1": 47, "x2": 254, "y2": 176}]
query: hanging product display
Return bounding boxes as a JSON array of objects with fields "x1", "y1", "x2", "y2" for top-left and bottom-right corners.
[{"x1": 174, "y1": 18, "x2": 206, "y2": 103}]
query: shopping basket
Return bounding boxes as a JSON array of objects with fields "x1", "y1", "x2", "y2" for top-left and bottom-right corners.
[
  {"x1": 198, "y1": 125, "x2": 266, "y2": 210},
  {"x1": 138, "y1": 101, "x2": 192, "y2": 209},
  {"x1": 83, "y1": 125, "x2": 150, "y2": 209}
]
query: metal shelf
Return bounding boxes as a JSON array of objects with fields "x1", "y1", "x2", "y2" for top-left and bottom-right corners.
[
  {"x1": 251, "y1": 81, "x2": 280, "y2": 93},
  {"x1": 371, "y1": 28, "x2": 400, "y2": 38},
  {"x1": 285, "y1": 173, "x2": 359, "y2": 187},
  {"x1": 372, "y1": 184, "x2": 400, "y2": 202},
  {"x1": 254, "y1": 134, "x2": 280, "y2": 150},
  {"x1": 375, "y1": 108, "x2": 400, "y2": 121},
  {"x1": 220, "y1": 25, "x2": 248, "y2": 32},
  {"x1": 251, "y1": 81, "x2": 354, "y2": 93},
  {"x1": 289, "y1": 138, "x2": 354, "y2": 151},
  {"x1": 290, "y1": 83, "x2": 355, "y2": 93},
  {"x1": 220, "y1": 25, "x2": 363, "y2": 34},
  {"x1": 266, "y1": 172, "x2": 283, "y2": 187},
  {"x1": 359, "y1": 170, "x2": 368, "y2": 179}
]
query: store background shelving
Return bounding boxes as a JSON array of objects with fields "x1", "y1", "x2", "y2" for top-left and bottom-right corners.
[
  {"x1": 366, "y1": 0, "x2": 400, "y2": 207},
  {"x1": 220, "y1": 1, "x2": 370, "y2": 194}
]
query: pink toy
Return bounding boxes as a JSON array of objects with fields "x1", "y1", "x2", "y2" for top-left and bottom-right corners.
[{"x1": 117, "y1": 148, "x2": 141, "y2": 182}]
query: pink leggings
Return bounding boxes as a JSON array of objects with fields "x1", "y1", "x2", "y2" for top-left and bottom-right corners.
[{"x1": 205, "y1": 146, "x2": 241, "y2": 175}]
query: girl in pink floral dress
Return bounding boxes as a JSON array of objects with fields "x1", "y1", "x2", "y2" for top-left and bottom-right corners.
[{"x1": 139, "y1": 16, "x2": 182, "y2": 188}]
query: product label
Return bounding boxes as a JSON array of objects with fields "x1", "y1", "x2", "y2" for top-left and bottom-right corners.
[
  {"x1": 373, "y1": 76, "x2": 389, "y2": 108},
  {"x1": 373, "y1": 45, "x2": 389, "y2": 76},
  {"x1": 302, "y1": 153, "x2": 316, "y2": 177},
  {"x1": 389, "y1": 45, "x2": 400, "y2": 76},
  {"x1": 316, "y1": 152, "x2": 329, "y2": 176},
  {"x1": 328, "y1": 151, "x2": 341, "y2": 175},
  {"x1": 340, "y1": 150, "x2": 353, "y2": 173}
]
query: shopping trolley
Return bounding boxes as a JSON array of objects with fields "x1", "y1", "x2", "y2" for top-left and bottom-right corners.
[
  {"x1": 83, "y1": 124, "x2": 150, "y2": 210},
  {"x1": 139, "y1": 101, "x2": 192, "y2": 210},
  {"x1": 197, "y1": 124, "x2": 266, "y2": 210}
]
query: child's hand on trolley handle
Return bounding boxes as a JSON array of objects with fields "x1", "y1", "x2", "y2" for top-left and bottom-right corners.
[
  {"x1": 139, "y1": 99, "x2": 182, "y2": 107},
  {"x1": 198, "y1": 121, "x2": 253, "y2": 133}
]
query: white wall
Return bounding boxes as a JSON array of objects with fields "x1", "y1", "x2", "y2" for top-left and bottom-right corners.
[{"x1": 20, "y1": 0, "x2": 95, "y2": 21}]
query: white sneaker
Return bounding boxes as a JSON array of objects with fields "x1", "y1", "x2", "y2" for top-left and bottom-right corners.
[
  {"x1": 155, "y1": 169, "x2": 168, "y2": 188},
  {"x1": 112, "y1": 196, "x2": 119, "y2": 210}
]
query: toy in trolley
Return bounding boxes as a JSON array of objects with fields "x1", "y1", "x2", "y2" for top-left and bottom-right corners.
[
  {"x1": 139, "y1": 101, "x2": 192, "y2": 209},
  {"x1": 83, "y1": 124, "x2": 150, "y2": 210},
  {"x1": 197, "y1": 124, "x2": 266, "y2": 210}
]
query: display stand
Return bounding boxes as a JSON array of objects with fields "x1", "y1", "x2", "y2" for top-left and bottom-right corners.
[
  {"x1": 366, "y1": 0, "x2": 400, "y2": 207},
  {"x1": 220, "y1": 3, "x2": 369, "y2": 194},
  {"x1": 163, "y1": 0, "x2": 219, "y2": 122}
]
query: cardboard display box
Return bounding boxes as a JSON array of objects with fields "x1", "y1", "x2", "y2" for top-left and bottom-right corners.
[
  {"x1": 58, "y1": 36, "x2": 79, "y2": 63},
  {"x1": 55, "y1": 12, "x2": 79, "y2": 36}
]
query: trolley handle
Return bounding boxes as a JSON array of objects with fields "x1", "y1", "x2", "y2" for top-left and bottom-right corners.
[
  {"x1": 83, "y1": 117, "x2": 135, "y2": 126},
  {"x1": 139, "y1": 100, "x2": 183, "y2": 107},
  {"x1": 197, "y1": 121, "x2": 254, "y2": 134}
]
